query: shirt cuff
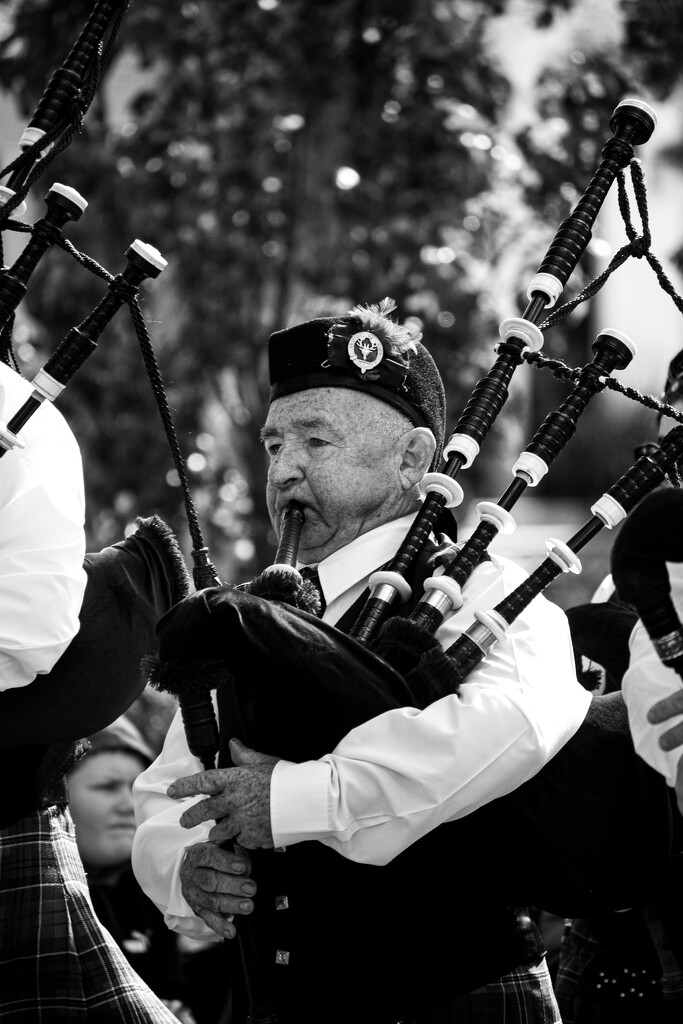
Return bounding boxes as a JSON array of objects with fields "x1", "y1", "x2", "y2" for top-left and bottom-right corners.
[{"x1": 271, "y1": 758, "x2": 333, "y2": 847}]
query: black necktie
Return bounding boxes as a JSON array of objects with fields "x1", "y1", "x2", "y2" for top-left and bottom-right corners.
[{"x1": 299, "y1": 565, "x2": 326, "y2": 616}]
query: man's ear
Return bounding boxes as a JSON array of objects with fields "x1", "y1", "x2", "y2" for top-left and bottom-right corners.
[{"x1": 397, "y1": 428, "x2": 436, "y2": 488}]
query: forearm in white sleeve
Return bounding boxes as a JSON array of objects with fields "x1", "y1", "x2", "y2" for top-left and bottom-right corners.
[
  {"x1": 622, "y1": 616, "x2": 683, "y2": 788},
  {"x1": 132, "y1": 706, "x2": 221, "y2": 943},
  {"x1": 0, "y1": 364, "x2": 86, "y2": 689},
  {"x1": 271, "y1": 555, "x2": 591, "y2": 864}
]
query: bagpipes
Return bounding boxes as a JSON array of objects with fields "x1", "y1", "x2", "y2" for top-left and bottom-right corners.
[
  {"x1": 4, "y1": 11, "x2": 683, "y2": 1022},
  {"x1": 144, "y1": 101, "x2": 683, "y2": 1021}
]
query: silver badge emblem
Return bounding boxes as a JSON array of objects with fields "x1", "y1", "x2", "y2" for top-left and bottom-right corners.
[{"x1": 347, "y1": 331, "x2": 384, "y2": 373}]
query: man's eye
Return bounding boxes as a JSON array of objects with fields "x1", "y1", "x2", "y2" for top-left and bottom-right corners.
[
  {"x1": 307, "y1": 437, "x2": 329, "y2": 449},
  {"x1": 265, "y1": 443, "x2": 281, "y2": 457}
]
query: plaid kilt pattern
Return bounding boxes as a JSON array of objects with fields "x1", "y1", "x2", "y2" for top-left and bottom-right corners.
[
  {"x1": 406, "y1": 958, "x2": 561, "y2": 1024},
  {"x1": 0, "y1": 806, "x2": 179, "y2": 1022},
  {"x1": 555, "y1": 917, "x2": 678, "y2": 1023},
  {"x1": 554, "y1": 918, "x2": 600, "y2": 1024}
]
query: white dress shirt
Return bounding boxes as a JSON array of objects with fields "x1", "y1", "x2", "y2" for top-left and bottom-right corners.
[
  {"x1": 0, "y1": 362, "x2": 86, "y2": 689},
  {"x1": 132, "y1": 513, "x2": 591, "y2": 941},
  {"x1": 622, "y1": 560, "x2": 683, "y2": 787}
]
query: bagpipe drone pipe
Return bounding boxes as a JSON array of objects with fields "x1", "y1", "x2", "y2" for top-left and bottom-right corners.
[{"x1": 145, "y1": 100, "x2": 683, "y2": 1021}]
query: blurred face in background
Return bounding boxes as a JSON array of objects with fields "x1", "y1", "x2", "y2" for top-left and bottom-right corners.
[{"x1": 68, "y1": 750, "x2": 148, "y2": 869}]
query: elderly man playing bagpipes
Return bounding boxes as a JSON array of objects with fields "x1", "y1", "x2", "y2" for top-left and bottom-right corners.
[{"x1": 132, "y1": 298, "x2": 596, "y2": 1024}]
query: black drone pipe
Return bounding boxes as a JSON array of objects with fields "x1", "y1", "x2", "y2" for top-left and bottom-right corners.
[{"x1": 348, "y1": 97, "x2": 657, "y2": 646}]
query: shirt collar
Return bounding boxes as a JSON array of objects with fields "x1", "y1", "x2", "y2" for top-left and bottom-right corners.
[{"x1": 312, "y1": 513, "x2": 417, "y2": 608}]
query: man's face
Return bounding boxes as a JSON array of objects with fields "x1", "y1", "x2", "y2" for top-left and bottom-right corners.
[{"x1": 262, "y1": 388, "x2": 410, "y2": 564}]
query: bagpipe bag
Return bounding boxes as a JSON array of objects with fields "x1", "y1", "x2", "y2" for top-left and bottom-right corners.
[{"x1": 0, "y1": 515, "x2": 190, "y2": 828}]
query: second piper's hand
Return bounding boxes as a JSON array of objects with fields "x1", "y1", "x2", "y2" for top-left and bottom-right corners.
[
  {"x1": 168, "y1": 738, "x2": 280, "y2": 849},
  {"x1": 647, "y1": 690, "x2": 683, "y2": 815},
  {"x1": 648, "y1": 689, "x2": 683, "y2": 752}
]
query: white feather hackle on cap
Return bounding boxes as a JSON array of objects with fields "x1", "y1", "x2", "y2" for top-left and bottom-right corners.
[{"x1": 348, "y1": 296, "x2": 422, "y2": 352}]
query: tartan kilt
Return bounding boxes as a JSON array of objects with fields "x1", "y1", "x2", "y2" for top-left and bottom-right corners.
[
  {"x1": 0, "y1": 805, "x2": 179, "y2": 1022},
  {"x1": 408, "y1": 959, "x2": 561, "y2": 1024},
  {"x1": 555, "y1": 916, "x2": 681, "y2": 1024}
]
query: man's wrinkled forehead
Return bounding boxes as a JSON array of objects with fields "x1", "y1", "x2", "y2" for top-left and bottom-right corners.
[
  {"x1": 264, "y1": 387, "x2": 387, "y2": 430},
  {"x1": 260, "y1": 413, "x2": 342, "y2": 444}
]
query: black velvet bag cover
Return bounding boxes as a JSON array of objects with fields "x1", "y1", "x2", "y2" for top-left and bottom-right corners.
[
  {"x1": 150, "y1": 584, "x2": 442, "y2": 760},
  {"x1": 0, "y1": 515, "x2": 191, "y2": 827}
]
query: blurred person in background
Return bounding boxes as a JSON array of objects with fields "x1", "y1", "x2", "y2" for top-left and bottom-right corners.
[{"x1": 69, "y1": 715, "x2": 231, "y2": 1024}]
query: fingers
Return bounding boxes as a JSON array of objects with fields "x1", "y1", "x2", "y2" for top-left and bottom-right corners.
[
  {"x1": 168, "y1": 768, "x2": 231, "y2": 799},
  {"x1": 180, "y1": 796, "x2": 229, "y2": 829},
  {"x1": 647, "y1": 690, "x2": 683, "y2": 751},
  {"x1": 197, "y1": 908, "x2": 238, "y2": 940},
  {"x1": 207, "y1": 818, "x2": 240, "y2": 845},
  {"x1": 659, "y1": 721, "x2": 683, "y2": 752},
  {"x1": 209, "y1": 818, "x2": 275, "y2": 849},
  {"x1": 233, "y1": 842, "x2": 252, "y2": 869},
  {"x1": 647, "y1": 689, "x2": 683, "y2": 725},
  {"x1": 180, "y1": 842, "x2": 256, "y2": 937},
  {"x1": 183, "y1": 839, "x2": 251, "y2": 874}
]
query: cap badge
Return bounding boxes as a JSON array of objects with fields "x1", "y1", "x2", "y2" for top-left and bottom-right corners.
[{"x1": 347, "y1": 331, "x2": 383, "y2": 374}]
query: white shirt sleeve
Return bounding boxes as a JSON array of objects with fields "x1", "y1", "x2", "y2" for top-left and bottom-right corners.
[
  {"x1": 271, "y1": 555, "x2": 591, "y2": 863},
  {"x1": 622, "y1": 561, "x2": 683, "y2": 788},
  {"x1": 0, "y1": 363, "x2": 86, "y2": 689},
  {"x1": 132, "y1": 703, "x2": 222, "y2": 943}
]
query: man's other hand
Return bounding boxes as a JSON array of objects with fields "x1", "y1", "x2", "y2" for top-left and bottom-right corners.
[
  {"x1": 648, "y1": 689, "x2": 683, "y2": 752},
  {"x1": 179, "y1": 841, "x2": 255, "y2": 939}
]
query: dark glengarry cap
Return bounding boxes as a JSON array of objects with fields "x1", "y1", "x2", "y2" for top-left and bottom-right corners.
[{"x1": 268, "y1": 297, "x2": 446, "y2": 465}]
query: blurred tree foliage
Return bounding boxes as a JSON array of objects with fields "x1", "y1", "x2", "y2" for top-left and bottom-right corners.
[{"x1": 1, "y1": 0, "x2": 683, "y2": 578}]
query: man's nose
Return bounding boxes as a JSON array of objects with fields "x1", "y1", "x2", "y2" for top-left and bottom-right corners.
[{"x1": 267, "y1": 442, "x2": 306, "y2": 489}]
